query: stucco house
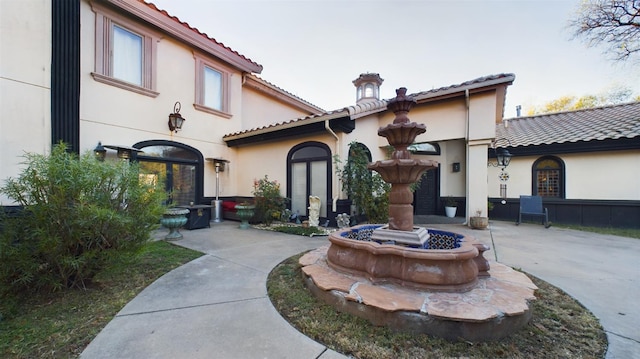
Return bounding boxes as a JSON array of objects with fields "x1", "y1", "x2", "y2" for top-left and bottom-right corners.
[
  {"x1": 489, "y1": 102, "x2": 640, "y2": 228},
  {"x1": 1, "y1": 0, "x2": 638, "y2": 229}
]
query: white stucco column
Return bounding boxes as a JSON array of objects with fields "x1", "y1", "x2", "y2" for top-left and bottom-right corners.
[{"x1": 466, "y1": 139, "x2": 491, "y2": 219}]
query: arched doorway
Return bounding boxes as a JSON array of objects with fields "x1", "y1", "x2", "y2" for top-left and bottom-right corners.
[
  {"x1": 410, "y1": 142, "x2": 440, "y2": 215},
  {"x1": 134, "y1": 140, "x2": 204, "y2": 206},
  {"x1": 287, "y1": 142, "x2": 332, "y2": 220}
]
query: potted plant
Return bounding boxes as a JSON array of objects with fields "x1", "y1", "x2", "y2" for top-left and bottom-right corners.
[
  {"x1": 444, "y1": 197, "x2": 457, "y2": 218},
  {"x1": 469, "y1": 209, "x2": 489, "y2": 230}
]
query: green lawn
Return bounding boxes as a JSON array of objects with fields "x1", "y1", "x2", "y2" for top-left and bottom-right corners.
[{"x1": 0, "y1": 240, "x2": 203, "y2": 359}]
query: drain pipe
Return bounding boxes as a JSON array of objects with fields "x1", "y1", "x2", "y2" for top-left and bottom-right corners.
[
  {"x1": 464, "y1": 89, "x2": 470, "y2": 225},
  {"x1": 325, "y1": 119, "x2": 339, "y2": 212}
]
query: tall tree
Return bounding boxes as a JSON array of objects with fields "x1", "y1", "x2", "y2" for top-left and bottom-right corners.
[{"x1": 570, "y1": 0, "x2": 640, "y2": 62}]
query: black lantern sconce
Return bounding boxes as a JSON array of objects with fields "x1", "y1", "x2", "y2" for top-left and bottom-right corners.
[
  {"x1": 488, "y1": 138, "x2": 513, "y2": 170},
  {"x1": 488, "y1": 138, "x2": 513, "y2": 200},
  {"x1": 168, "y1": 101, "x2": 186, "y2": 133},
  {"x1": 94, "y1": 141, "x2": 106, "y2": 161}
]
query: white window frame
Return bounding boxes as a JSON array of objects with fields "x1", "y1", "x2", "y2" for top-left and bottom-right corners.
[
  {"x1": 194, "y1": 54, "x2": 232, "y2": 118},
  {"x1": 91, "y1": 3, "x2": 160, "y2": 97}
]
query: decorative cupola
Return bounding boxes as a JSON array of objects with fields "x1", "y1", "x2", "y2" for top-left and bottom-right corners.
[{"x1": 353, "y1": 73, "x2": 383, "y2": 104}]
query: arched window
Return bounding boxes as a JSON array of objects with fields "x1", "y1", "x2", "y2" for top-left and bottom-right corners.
[
  {"x1": 134, "y1": 140, "x2": 204, "y2": 205},
  {"x1": 408, "y1": 142, "x2": 440, "y2": 155},
  {"x1": 364, "y1": 84, "x2": 374, "y2": 98},
  {"x1": 287, "y1": 142, "x2": 332, "y2": 218},
  {"x1": 532, "y1": 156, "x2": 564, "y2": 198}
]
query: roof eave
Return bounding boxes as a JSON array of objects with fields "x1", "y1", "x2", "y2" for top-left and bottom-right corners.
[
  {"x1": 413, "y1": 74, "x2": 515, "y2": 104},
  {"x1": 223, "y1": 110, "x2": 349, "y2": 143}
]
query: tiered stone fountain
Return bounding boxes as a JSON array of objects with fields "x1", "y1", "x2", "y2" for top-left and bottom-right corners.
[{"x1": 300, "y1": 88, "x2": 537, "y2": 341}]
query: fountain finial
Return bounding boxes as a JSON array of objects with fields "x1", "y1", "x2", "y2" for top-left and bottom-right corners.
[{"x1": 387, "y1": 87, "x2": 416, "y2": 124}]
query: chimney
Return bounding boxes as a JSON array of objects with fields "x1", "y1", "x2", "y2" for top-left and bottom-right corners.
[
  {"x1": 516, "y1": 105, "x2": 522, "y2": 117},
  {"x1": 353, "y1": 73, "x2": 383, "y2": 104}
]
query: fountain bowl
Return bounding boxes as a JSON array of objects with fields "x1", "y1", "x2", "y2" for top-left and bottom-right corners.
[{"x1": 327, "y1": 225, "x2": 489, "y2": 292}]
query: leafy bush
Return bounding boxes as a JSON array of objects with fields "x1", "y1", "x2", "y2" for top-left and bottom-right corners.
[
  {"x1": 335, "y1": 142, "x2": 390, "y2": 224},
  {"x1": 0, "y1": 143, "x2": 166, "y2": 293},
  {"x1": 252, "y1": 175, "x2": 287, "y2": 225}
]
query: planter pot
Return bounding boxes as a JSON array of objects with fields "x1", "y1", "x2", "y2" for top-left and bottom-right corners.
[
  {"x1": 444, "y1": 206, "x2": 457, "y2": 218},
  {"x1": 160, "y1": 208, "x2": 189, "y2": 240},
  {"x1": 235, "y1": 204, "x2": 255, "y2": 229},
  {"x1": 469, "y1": 216, "x2": 489, "y2": 230}
]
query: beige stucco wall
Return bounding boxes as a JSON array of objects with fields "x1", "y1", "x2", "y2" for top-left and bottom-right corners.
[
  {"x1": 232, "y1": 134, "x2": 336, "y2": 197},
  {"x1": 241, "y1": 87, "x2": 315, "y2": 130},
  {"x1": 490, "y1": 150, "x2": 640, "y2": 201},
  {"x1": 0, "y1": 0, "x2": 52, "y2": 205},
  {"x1": 79, "y1": 0, "x2": 255, "y2": 199}
]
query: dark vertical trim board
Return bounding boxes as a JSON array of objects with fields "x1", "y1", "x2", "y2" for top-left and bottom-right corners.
[{"x1": 51, "y1": 0, "x2": 81, "y2": 153}]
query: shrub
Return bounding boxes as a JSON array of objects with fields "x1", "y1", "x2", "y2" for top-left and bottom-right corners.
[
  {"x1": 335, "y1": 142, "x2": 390, "y2": 224},
  {"x1": 252, "y1": 175, "x2": 287, "y2": 225},
  {"x1": 0, "y1": 143, "x2": 166, "y2": 293}
]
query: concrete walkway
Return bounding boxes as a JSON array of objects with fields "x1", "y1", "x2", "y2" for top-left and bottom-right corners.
[{"x1": 81, "y1": 220, "x2": 639, "y2": 359}]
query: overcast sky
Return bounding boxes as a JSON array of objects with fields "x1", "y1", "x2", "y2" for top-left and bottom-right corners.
[{"x1": 151, "y1": 0, "x2": 640, "y2": 118}]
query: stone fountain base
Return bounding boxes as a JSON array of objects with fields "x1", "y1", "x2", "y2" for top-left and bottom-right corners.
[{"x1": 300, "y1": 246, "x2": 537, "y2": 342}]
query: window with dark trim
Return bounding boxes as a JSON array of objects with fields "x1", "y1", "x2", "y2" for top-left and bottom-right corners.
[
  {"x1": 532, "y1": 156, "x2": 565, "y2": 198},
  {"x1": 287, "y1": 142, "x2": 332, "y2": 218}
]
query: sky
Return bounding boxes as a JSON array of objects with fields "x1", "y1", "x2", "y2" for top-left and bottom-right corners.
[{"x1": 151, "y1": 0, "x2": 640, "y2": 118}]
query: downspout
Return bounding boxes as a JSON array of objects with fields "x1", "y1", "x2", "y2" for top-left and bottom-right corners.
[
  {"x1": 464, "y1": 89, "x2": 470, "y2": 225},
  {"x1": 325, "y1": 120, "x2": 339, "y2": 212}
]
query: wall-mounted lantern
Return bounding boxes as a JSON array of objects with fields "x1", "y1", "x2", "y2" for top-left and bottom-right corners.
[
  {"x1": 94, "y1": 141, "x2": 106, "y2": 161},
  {"x1": 168, "y1": 101, "x2": 186, "y2": 133},
  {"x1": 488, "y1": 138, "x2": 513, "y2": 200}
]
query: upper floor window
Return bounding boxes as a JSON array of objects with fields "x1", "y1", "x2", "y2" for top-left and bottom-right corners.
[
  {"x1": 113, "y1": 25, "x2": 142, "y2": 85},
  {"x1": 91, "y1": 3, "x2": 159, "y2": 97},
  {"x1": 194, "y1": 54, "x2": 232, "y2": 118},
  {"x1": 532, "y1": 156, "x2": 565, "y2": 198}
]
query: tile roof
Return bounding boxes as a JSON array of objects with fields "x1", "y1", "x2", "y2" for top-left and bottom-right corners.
[
  {"x1": 139, "y1": 0, "x2": 263, "y2": 72},
  {"x1": 411, "y1": 73, "x2": 515, "y2": 102},
  {"x1": 224, "y1": 74, "x2": 514, "y2": 140},
  {"x1": 497, "y1": 101, "x2": 640, "y2": 147}
]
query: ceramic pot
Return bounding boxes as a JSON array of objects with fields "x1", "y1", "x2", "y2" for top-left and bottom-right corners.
[
  {"x1": 235, "y1": 204, "x2": 255, "y2": 229},
  {"x1": 445, "y1": 206, "x2": 457, "y2": 218},
  {"x1": 161, "y1": 208, "x2": 189, "y2": 240}
]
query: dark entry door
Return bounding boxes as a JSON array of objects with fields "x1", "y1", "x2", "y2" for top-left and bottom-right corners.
[{"x1": 414, "y1": 168, "x2": 438, "y2": 215}]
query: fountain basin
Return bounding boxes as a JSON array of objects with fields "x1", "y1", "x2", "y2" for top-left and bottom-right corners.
[{"x1": 327, "y1": 225, "x2": 489, "y2": 292}]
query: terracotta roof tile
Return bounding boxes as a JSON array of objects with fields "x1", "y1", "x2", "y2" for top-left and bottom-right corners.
[
  {"x1": 411, "y1": 73, "x2": 515, "y2": 100},
  {"x1": 141, "y1": 1, "x2": 262, "y2": 72},
  {"x1": 497, "y1": 101, "x2": 640, "y2": 147},
  {"x1": 224, "y1": 74, "x2": 515, "y2": 140}
]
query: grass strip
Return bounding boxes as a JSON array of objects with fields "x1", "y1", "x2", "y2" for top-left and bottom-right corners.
[{"x1": 0, "y1": 240, "x2": 203, "y2": 359}]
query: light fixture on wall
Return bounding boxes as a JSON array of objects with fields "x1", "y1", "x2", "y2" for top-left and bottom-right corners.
[
  {"x1": 488, "y1": 138, "x2": 513, "y2": 200},
  {"x1": 168, "y1": 101, "x2": 186, "y2": 133},
  {"x1": 94, "y1": 141, "x2": 106, "y2": 161},
  {"x1": 488, "y1": 138, "x2": 513, "y2": 170}
]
